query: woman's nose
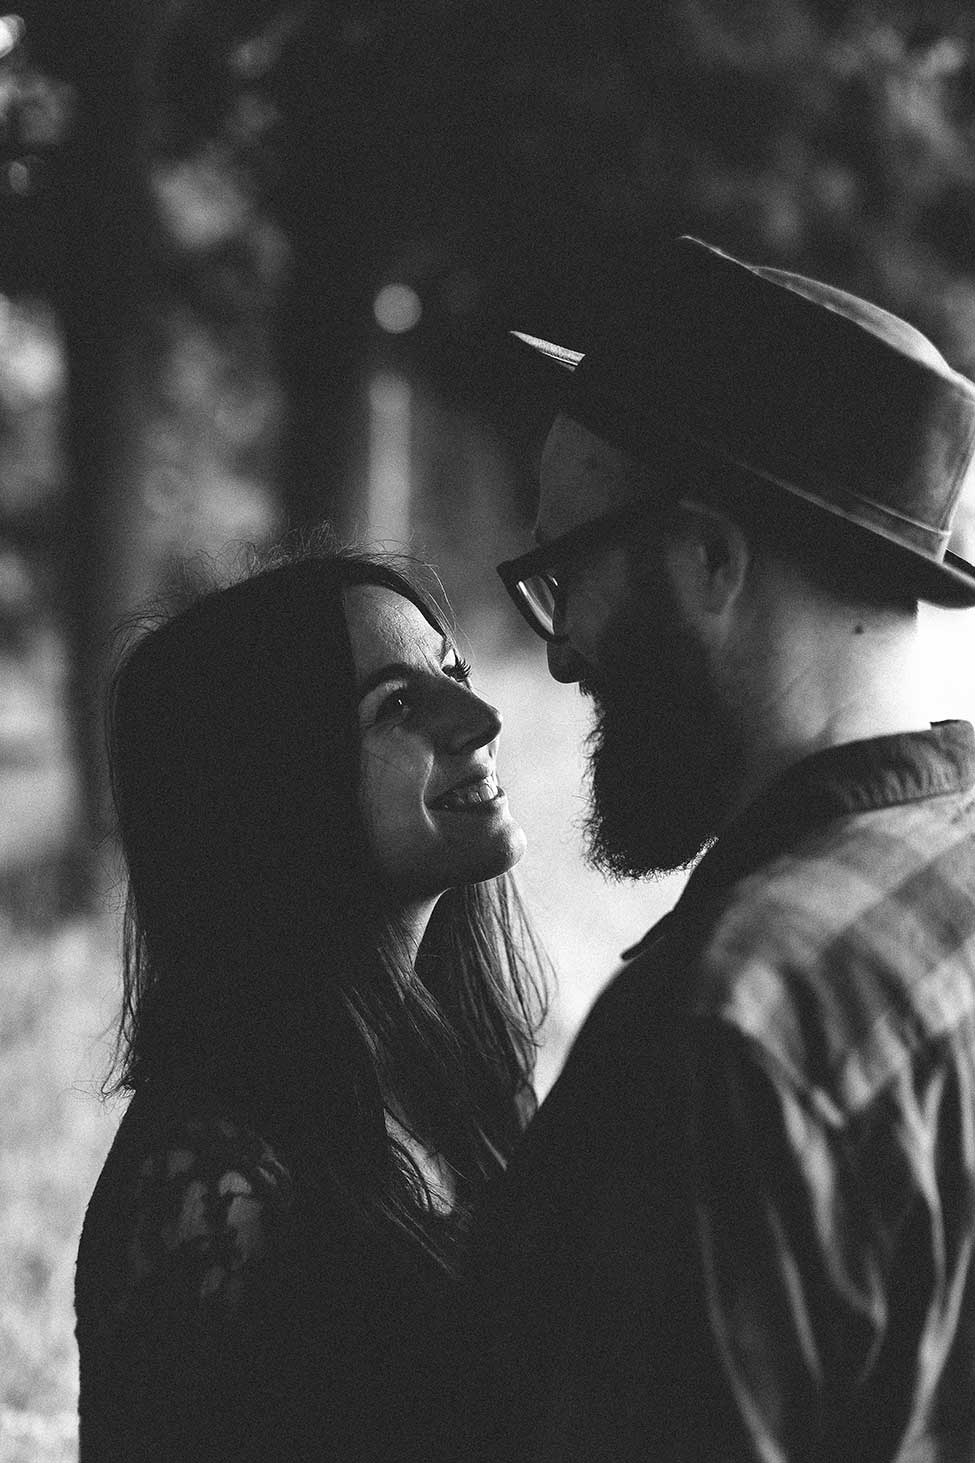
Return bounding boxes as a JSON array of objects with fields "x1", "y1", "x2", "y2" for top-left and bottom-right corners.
[{"x1": 442, "y1": 685, "x2": 502, "y2": 754}]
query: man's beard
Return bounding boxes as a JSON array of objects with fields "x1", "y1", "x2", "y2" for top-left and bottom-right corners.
[{"x1": 580, "y1": 583, "x2": 745, "y2": 880}]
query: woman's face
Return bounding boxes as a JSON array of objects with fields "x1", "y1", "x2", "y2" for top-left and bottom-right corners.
[{"x1": 345, "y1": 584, "x2": 527, "y2": 904}]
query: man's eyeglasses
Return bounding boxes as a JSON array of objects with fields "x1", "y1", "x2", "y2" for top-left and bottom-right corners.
[{"x1": 496, "y1": 499, "x2": 665, "y2": 643}]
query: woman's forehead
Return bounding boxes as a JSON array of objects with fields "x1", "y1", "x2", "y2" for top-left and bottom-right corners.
[{"x1": 344, "y1": 583, "x2": 446, "y2": 671}]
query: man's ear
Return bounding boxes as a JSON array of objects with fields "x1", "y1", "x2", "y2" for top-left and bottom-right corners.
[{"x1": 664, "y1": 499, "x2": 751, "y2": 625}]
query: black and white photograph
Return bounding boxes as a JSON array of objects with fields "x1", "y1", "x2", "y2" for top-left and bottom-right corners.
[{"x1": 3, "y1": 3, "x2": 975, "y2": 1460}]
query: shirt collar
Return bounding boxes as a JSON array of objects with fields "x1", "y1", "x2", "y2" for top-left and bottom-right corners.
[{"x1": 683, "y1": 719, "x2": 975, "y2": 901}]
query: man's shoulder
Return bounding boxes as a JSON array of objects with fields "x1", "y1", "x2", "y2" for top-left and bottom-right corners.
[
  {"x1": 697, "y1": 787, "x2": 975, "y2": 983},
  {"x1": 687, "y1": 794, "x2": 975, "y2": 1114}
]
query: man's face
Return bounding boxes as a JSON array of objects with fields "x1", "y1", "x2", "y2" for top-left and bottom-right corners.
[
  {"x1": 535, "y1": 415, "x2": 641, "y2": 677},
  {"x1": 536, "y1": 414, "x2": 744, "y2": 876}
]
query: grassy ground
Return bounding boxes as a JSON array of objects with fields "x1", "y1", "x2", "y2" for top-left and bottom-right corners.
[{"x1": 0, "y1": 916, "x2": 119, "y2": 1463}]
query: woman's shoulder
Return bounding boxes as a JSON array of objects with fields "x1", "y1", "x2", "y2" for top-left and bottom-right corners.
[
  {"x1": 127, "y1": 1114, "x2": 295, "y2": 1306},
  {"x1": 78, "y1": 1108, "x2": 297, "y2": 1333},
  {"x1": 133, "y1": 1111, "x2": 294, "y2": 1198}
]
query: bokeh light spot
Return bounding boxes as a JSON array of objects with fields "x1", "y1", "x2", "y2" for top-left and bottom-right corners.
[
  {"x1": 6, "y1": 160, "x2": 31, "y2": 196},
  {"x1": 0, "y1": 14, "x2": 25, "y2": 60},
  {"x1": 373, "y1": 283, "x2": 422, "y2": 334}
]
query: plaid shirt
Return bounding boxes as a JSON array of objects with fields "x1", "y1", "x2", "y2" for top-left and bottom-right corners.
[{"x1": 468, "y1": 721, "x2": 975, "y2": 1463}]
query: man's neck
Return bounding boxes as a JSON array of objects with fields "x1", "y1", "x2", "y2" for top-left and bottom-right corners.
[{"x1": 725, "y1": 606, "x2": 930, "y2": 827}]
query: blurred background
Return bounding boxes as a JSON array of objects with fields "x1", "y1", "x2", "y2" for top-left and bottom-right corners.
[{"x1": 3, "y1": 0, "x2": 975, "y2": 1456}]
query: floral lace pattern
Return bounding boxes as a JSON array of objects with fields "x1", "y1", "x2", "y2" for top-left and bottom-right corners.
[
  {"x1": 77, "y1": 1106, "x2": 466, "y2": 1461},
  {"x1": 121, "y1": 1116, "x2": 294, "y2": 1318}
]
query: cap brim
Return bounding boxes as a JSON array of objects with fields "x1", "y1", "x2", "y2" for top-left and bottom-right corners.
[{"x1": 510, "y1": 331, "x2": 584, "y2": 371}]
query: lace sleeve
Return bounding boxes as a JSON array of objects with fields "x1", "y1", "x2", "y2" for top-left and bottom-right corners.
[
  {"x1": 80, "y1": 1109, "x2": 460, "y2": 1461},
  {"x1": 122, "y1": 1116, "x2": 294, "y2": 1322}
]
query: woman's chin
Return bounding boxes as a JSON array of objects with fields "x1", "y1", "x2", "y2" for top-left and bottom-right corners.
[
  {"x1": 446, "y1": 818, "x2": 528, "y2": 890},
  {"x1": 477, "y1": 818, "x2": 528, "y2": 882},
  {"x1": 503, "y1": 820, "x2": 529, "y2": 871}
]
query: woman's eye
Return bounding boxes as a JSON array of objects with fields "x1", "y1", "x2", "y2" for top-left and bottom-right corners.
[
  {"x1": 375, "y1": 688, "x2": 411, "y2": 721},
  {"x1": 445, "y1": 656, "x2": 473, "y2": 685}
]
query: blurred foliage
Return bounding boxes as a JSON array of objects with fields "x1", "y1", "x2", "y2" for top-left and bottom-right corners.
[
  {"x1": 1, "y1": 0, "x2": 975, "y2": 872},
  {"x1": 134, "y1": 0, "x2": 975, "y2": 512},
  {"x1": 199, "y1": 0, "x2": 975, "y2": 359},
  {"x1": 3, "y1": 0, "x2": 975, "y2": 526}
]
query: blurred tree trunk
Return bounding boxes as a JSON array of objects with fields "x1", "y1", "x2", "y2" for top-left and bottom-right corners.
[
  {"x1": 266, "y1": 0, "x2": 510, "y2": 537},
  {"x1": 20, "y1": 0, "x2": 166, "y2": 895},
  {"x1": 274, "y1": 245, "x2": 366, "y2": 536}
]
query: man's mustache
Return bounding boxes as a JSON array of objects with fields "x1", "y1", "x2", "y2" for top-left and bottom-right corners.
[
  {"x1": 577, "y1": 671, "x2": 609, "y2": 704},
  {"x1": 578, "y1": 668, "x2": 641, "y2": 711}
]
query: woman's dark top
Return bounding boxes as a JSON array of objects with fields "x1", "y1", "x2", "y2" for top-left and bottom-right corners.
[{"x1": 75, "y1": 1090, "x2": 463, "y2": 1462}]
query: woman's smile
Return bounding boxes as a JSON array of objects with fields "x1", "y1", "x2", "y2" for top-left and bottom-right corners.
[{"x1": 429, "y1": 770, "x2": 504, "y2": 812}]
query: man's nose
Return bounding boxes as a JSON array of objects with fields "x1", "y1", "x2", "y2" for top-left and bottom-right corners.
[{"x1": 546, "y1": 637, "x2": 587, "y2": 684}]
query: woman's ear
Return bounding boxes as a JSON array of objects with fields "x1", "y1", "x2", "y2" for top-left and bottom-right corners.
[{"x1": 664, "y1": 499, "x2": 751, "y2": 628}]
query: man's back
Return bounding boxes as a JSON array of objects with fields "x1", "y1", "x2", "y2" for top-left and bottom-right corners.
[{"x1": 469, "y1": 724, "x2": 975, "y2": 1462}]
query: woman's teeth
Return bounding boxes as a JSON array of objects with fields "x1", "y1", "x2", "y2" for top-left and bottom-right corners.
[{"x1": 435, "y1": 774, "x2": 500, "y2": 810}]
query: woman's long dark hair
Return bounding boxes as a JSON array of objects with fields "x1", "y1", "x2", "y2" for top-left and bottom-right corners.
[{"x1": 106, "y1": 532, "x2": 546, "y2": 1269}]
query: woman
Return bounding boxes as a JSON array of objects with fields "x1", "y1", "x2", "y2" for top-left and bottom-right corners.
[{"x1": 75, "y1": 537, "x2": 545, "y2": 1462}]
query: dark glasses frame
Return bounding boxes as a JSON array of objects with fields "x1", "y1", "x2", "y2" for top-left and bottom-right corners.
[{"x1": 496, "y1": 498, "x2": 667, "y2": 643}]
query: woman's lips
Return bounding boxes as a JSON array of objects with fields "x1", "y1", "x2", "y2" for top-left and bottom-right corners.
[{"x1": 430, "y1": 773, "x2": 502, "y2": 811}]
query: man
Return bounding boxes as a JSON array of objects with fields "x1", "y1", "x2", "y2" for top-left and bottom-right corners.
[{"x1": 471, "y1": 237, "x2": 975, "y2": 1462}]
